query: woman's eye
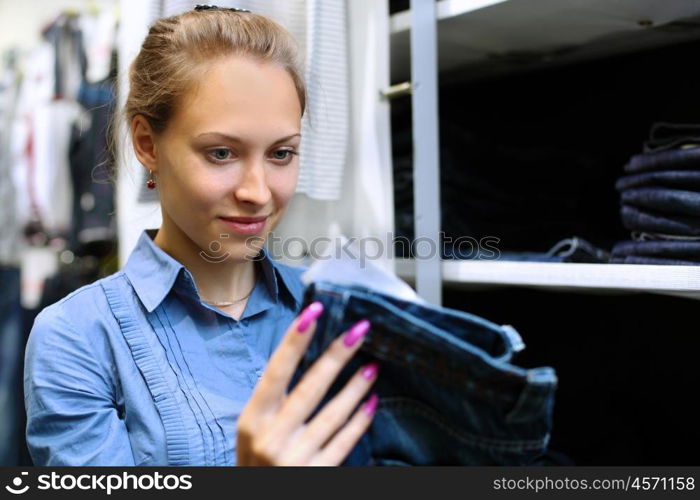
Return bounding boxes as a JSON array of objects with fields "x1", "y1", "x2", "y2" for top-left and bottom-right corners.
[
  {"x1": 207, "y1": 148, "x2": 297, "y2": 164},
  {"x1": 209, "y1": 148, "x2": 232, "y2": 161},
  {"x1": 272, "y1": 149, "x2": 298, "y2": 162}
]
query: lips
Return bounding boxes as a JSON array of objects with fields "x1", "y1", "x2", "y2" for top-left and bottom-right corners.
[
  {"x1": 220, "y1": 215, "x2": 268, "y2": 223},
  {"x1": 219, "y1": 215, "x2": 268, "y2": 235}
]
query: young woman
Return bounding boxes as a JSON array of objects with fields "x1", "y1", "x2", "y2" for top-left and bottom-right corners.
[{"x1": 24, "y1": 7, "x2": 379, "y2": 466}]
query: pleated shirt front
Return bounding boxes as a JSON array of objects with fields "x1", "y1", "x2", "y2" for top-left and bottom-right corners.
[{"x1": 24, "y1": 228, "x2": 306, "y2": 465}]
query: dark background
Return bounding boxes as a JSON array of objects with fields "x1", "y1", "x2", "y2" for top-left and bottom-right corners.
[{"x1": 390, "y1": 23, "x2": 700, "y2": 464}]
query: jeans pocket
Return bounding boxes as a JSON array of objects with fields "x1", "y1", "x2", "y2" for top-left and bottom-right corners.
[{"x1": 371, "y1": 396, "x2": 540, "y2": 465}]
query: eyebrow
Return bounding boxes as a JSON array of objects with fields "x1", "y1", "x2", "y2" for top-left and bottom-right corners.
[{"x1": 195, "y1": 132, "x2": 301, "y2": 144}]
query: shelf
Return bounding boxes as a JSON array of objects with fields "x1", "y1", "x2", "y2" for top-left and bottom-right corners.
[
  {"x1": 390, "y1": 0, "x2": 507, "y2": 33},
  {"x1": 390, "y1": 0, "x2": 700, "y2": 83},
  {"x1": 395, "y1": 259, "x2": 700, "y2": 300}
]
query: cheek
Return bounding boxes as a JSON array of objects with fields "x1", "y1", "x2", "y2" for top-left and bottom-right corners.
[
  {"x1": 160, "y1": 155, "x2": 224, "y2": 213},
  {"x1": 269, "y1": 167, "x2": 299, "y2": 207}
]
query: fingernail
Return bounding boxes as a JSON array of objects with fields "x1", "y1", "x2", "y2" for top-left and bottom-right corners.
[
  {"x1": 297, "y1": 301, "x2": 324, "y2": 333},
  {"x1": 361, "y1": 361, "x2": 379, "y2": 380},
  {"x1": 363, "y1": 393, "x2": 379, "y2": 416},
  {"x1": 343, "y1": 319, "x2": 371, "y2": 347}
]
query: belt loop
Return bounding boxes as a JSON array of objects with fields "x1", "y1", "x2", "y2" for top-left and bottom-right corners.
[
  {"x1": 332, "y1": 288, "x2": 352, "y2": 334},
  {"x1": 501, "y1": 324, "x2": 526, "y2": 353},
  {"x1": 323, "y1": 285, "x2": 352, "y2": 337}
]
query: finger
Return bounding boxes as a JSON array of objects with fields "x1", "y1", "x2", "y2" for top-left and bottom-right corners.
[
  {"x1": 282, "y1": 361, "x2": 379, "y2": 464},
  {"x1": 250, "y1": 301, "x2": 324, "y2": 410},
  {"x1": 268, "y1": 318, "x2": 371, "y2": 437},
  {"x1": 309, "y1": 393, "x2": 379, "y2": 466}
]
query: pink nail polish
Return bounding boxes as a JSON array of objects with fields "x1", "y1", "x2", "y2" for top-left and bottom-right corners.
[
  {"x1": 343, "y1": 319, "x2": 371, "y2": 347},
  {"x1": 361, "y1": 361, "x2": 379, "y2": 380},
  {"x1": 363, "y1": 393, "x2": 379, "y2": 416},
  {"x1": 297, "y1": 301, "x2": 323, "y2": 333}
]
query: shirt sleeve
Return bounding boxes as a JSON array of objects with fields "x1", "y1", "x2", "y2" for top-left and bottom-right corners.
[{"x1": 23, "y1": 304, "x2": 136, "y2": 466}]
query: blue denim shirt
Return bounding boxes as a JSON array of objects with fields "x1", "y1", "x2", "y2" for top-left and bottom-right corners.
[{"x1": 24, "y1": 229, "x2": 306, "y2": 465}]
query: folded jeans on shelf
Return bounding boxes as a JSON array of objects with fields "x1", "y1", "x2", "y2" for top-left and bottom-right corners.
[
  {"x1": 615, "y1": 170, "x2": 700, "y2": 191},
  {"x1": 625, "y1": 146, "x2": 700, "y2": 174},
  {"x1": 289, "y1": 281, "x2": 557, "y2": 466},
  {"x1": 620, "y1": 187, "x2": 700, "y2": 217},
  {"x1": 612, "y1": 240, "x2": 700, "y2": 262},
  {"x1": 609, "y1": 255, "x2": 700, "y2": 266},
  {"x1": 631, "y1": 231, "x2": 700, "y2": 242},
  {"x1": 620, "y1": 204, "x2": 700, "y2": 236}
]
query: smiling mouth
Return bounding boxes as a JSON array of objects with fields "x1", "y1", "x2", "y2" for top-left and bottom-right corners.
[{"x1": 218, "y1": 216, "x2": 268, "y2": 235}]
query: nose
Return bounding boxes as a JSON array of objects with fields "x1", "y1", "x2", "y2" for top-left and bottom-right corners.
[{"x1": 234, "y1": 158, "x2": 272, "y2": 207}]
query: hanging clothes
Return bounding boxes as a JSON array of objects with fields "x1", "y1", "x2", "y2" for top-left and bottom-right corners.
[
  {"x1": 0, "y1": 52, "x2": 24, "y2": 467},
  {"x1": 42, "y1": 12, "x2": 87, "y2": 102},
  {"x1": 0, "y1": 52, "x2": 22, "y2": 266},
  {"x1": 0, "y1": 267, "x2": 22, "y2": 466},
  {"x1": 12, "y1": 17, "x2": 87, "y2": 242},
  {"x1": 68, "y1": 74, "x2": 117, "y2": 248}
]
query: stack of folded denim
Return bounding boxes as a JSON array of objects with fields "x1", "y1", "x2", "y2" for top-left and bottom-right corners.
[{"x1": 613, "y1": 123, "x2": 700, "y2": 265}]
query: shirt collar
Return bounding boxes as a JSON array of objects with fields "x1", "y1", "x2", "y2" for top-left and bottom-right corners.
[{"x1": 123, "y1": 229, "x2": 298, "y2": 314}]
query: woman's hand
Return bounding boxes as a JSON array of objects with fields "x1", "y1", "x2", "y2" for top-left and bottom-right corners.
[{"x1": 236, "y1": 301, "x2": 379, "y2": 466}]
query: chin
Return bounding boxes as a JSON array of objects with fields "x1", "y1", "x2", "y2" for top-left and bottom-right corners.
[{"x1": 230, "y1": 240, "x2": 266, "y2": 261}]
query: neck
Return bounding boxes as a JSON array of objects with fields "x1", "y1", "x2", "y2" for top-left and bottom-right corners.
[{"x1": 152, "y1": 218, "x2": 257, "y2": 305}]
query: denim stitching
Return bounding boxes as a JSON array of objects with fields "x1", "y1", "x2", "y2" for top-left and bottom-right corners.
[{"x1": 377, "y1": 397, "x2": 548, "y2": 453}]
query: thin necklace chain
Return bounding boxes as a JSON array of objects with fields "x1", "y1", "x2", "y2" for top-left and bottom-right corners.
[{"x1": 201, "y1": 286, "x2": 255, "y2": 307}]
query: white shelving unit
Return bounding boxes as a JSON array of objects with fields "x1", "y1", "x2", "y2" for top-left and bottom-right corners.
[
  {"x1": 395, "y1": 259, "x2": 700, "y2": 300},
  {"x1": 391, "y1": 0, "x2": 700, "y2": 301},
  {"x1": 391, "y1": 0, "x2": 700, "y2": 83}
]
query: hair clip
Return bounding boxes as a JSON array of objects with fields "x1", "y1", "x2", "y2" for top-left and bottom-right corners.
[{"x1": 194, "y1": 4, "x2": 251, "y2": 13}]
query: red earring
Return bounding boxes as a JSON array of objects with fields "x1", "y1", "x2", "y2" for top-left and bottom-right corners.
[{"x1": 146, "y1": 169, "x2": 156, "y2": 190}]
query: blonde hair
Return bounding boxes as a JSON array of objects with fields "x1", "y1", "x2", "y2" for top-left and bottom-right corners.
[{"x1": 125, "y1": 9, "x2": 306, "y2": 134}]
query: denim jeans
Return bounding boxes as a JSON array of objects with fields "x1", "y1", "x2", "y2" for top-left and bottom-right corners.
[
  {"x1": 632, "y1": 231, "x2": 700, "y2": 242},
  {"x1": 616, "y1": 171, "x2": 700, "y2": 191},
  {"x1": 626, "y1": 147, "x2": 700, "y2": 174},
  {"x1": 620, "y1": 188, "x2": 700, "y2": 217},
  {"x1": 543, "y1": 237, "x2": 610, "y2": 263},
  {"x1": 68, "y1": 78, "x2": 116, "y2": 248},
  {"x1": 621, "y1": 205, "x2": 700, "y2": 236},
  {"x1": 612, "y1": 240, "x2": 700, "y2": 262},
  {"x1": 289, "y1": 281, "x2": 557, "y2": 465},
  {"x1": 0, "y1": 267, "x2": 22, "y2": 465},
  {"x1": 610, "y1": 255, "x2": 699, "y2": 266},
  {"x1": 443, "y1": 237, "x2": 609, "y2": 263}
]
